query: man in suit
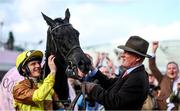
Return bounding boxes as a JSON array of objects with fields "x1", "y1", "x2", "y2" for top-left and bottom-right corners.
[{"x1": 82, "y1": 36, "x2": 151, "y2": 110}]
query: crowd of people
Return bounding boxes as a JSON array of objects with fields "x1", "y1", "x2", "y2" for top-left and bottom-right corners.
[{"x1": 0, "y1": 35, "x2": 180, "y2": 110}]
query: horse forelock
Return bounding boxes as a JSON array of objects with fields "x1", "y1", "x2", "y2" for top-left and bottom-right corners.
[
  {"x1": 52, "y1": 25, "x2": 79, "y2": 52},
  {"x1": 54, "y1": 18, "x2": 66, "y2": 24}
]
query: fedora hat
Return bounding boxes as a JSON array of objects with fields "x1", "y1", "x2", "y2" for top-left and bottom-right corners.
[{"x1": 118, "y1": 36, "x2": 151, "y2": 58}]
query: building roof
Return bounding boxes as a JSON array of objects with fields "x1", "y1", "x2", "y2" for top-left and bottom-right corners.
[{"x1": 0, "y1": 50, "x2": 20, "y2": 71}]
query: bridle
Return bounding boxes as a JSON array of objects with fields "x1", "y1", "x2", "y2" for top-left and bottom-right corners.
[
  {"x1": 49, "y1": 23, "x2": 80, "y2": 60},
  {"x1": 48, "y1": 23, "x2": 82, "y2": 79}
]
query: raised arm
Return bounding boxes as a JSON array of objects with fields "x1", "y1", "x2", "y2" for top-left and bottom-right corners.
[
  {"x1": 148, "y1": 41, "x2": 163, "y2": 82},
  {"x1": 33, "y1": 55, "x2": 56, "y2": 101}
]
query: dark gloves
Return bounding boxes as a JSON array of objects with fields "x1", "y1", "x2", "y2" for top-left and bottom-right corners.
[{"x1": 81, "y1": 82, "x2": 97, "y2": 94}]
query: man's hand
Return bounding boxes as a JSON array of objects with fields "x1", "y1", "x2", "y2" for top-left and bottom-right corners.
[
  {"x1": 48, "y1": 55, "x2": 57, "y2": 74},
  {"x1": 152, "y1": 41, "x2": 159, "y2": 53},
  {"x1": 82, "y1": 82, "x2": 97, "y2": 94},
  {"x1": 77, "y1": 68, "x2": 86, "y2": 78}
]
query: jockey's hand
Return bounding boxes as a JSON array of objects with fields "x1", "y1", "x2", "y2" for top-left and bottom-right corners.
[
  {"x1": 81, "y1": 82, "x2": 98, "y2": 95},
  {"x1": 48, "y1": 55, "x2": 57, "y2": 75}
]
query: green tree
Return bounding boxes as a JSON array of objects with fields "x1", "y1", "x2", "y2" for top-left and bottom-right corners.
[{"x1": 6, "y1": 31, "x2": 15, "y2": 50}]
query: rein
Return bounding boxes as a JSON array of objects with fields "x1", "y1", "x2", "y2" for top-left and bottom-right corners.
[{"x1": 49, "y1": 23, "x2": 80, "y2": 60}]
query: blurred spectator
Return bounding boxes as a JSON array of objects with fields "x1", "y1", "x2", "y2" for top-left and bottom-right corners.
[
  {"x1": 167, "y1": 77, "x2": 180, "y2": 110},
  {"x1": 114, "y1": 49, "x2": 126, "y2": 77},
  {"x1": 149, "y1": 41, "x2": 179, "y2": 110},
  {"x1": 142, "y1": 72, "x2": 160, "y2": 110},
  {"x1": 142, "y1": 66, "x2": 159, "y2": 110},
  {"x1": 142, "y1": 86, "x2": 160, "y2": 110},
  {"x1": 148, "y1": 73, "x2": 159, "y2": 87},
  {"x1": 94, "y1": 52, "x2": 108, "y2": 68},
  {"x1": 94, "y1": 52, "x2": 116, "y2": 78}
]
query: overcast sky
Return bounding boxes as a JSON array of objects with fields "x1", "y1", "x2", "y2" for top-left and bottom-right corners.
[{"x1": 0, "y1": 0, "x2": 179, "y2": 51}]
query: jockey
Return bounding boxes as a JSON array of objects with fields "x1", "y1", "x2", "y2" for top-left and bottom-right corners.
[{"x1": 13, "y1": 50, "x2": 62, "y2": 110}]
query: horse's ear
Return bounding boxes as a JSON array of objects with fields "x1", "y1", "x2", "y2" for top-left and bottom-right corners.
[
  {"x1": 64, "y1": 8, "x2": 70, "y2": 23},
  {"x1": 41, "y1": 12, "x2": 56, "y2": 27}
]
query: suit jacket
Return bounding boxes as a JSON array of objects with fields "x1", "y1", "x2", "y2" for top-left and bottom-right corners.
[{"x1": 90, "y1": 65, "x2": 149, "y2": 110}]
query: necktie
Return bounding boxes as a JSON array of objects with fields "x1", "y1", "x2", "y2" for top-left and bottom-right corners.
[{"x1": 122, "y1": 71, "x2": 128, "y2": 78}]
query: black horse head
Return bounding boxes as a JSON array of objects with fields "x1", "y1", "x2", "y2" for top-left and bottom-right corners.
[{"x1": 42, "y1": 9, "x2": 91, "y2": 76}]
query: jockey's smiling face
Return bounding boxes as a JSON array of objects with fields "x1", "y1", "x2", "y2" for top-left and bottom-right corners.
[{"x1": 22, "y1": 60, "x2": 42, "y2": 78}]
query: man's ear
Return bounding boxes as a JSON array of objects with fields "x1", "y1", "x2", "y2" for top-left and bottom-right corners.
[{"x1": 136, "y1": 58, "x2": 141, "y2": 62}]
